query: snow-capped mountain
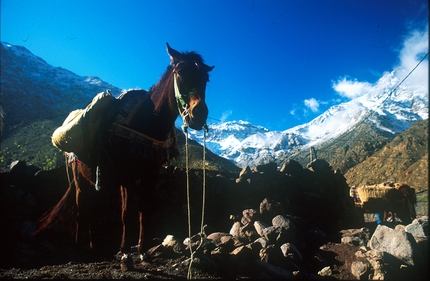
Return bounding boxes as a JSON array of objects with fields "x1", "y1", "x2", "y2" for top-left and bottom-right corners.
[
  {"x1": 188, "y1": 71, "x2": 428, "y2": 168},
  {"x1": 1, "y1": 42, "x2": 123, "y2": 126},
  {"x1": 1, "y1": 41, "x2": 427, "y2": 170}
]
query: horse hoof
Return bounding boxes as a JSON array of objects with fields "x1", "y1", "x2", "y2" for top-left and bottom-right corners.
[
  {"x1": 120, "y1": 253, "x2": 134, "y2": 272},
  {"x1": 140, "y1": 252, "x2": 152, "y2": 262}
]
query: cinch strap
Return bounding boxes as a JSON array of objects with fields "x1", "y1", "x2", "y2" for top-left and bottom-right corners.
[{"x1": 108, "y1": 123, "x2": 173, "y2": 149}]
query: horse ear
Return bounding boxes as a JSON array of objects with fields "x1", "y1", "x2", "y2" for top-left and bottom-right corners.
[
  {"x1": 206, "y1": 65, "x2": 215, "y2": 72},
  {"x1": 166, "y1": 42, "x2": 182, "y2": 65}
]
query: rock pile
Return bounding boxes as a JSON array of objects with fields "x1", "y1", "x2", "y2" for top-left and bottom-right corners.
[
  {"x1": 141, "y1": 198, "x2": 428, "y2": 279},
  {"x1": 1, "y1": 158, "x2": 428, "y2": 280},
  {"x1": 338, "y1": 217, "x2": 428, "y2": 280}
]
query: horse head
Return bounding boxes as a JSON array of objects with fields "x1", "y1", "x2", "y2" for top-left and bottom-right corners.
[{"x1": 167, "y1": 43, "x2": 214, "y2": 130}]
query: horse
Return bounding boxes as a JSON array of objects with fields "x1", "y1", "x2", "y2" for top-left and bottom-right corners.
[
  {"x1": 359, "y1": 184, "x2": 416, "y2": 226},
  {"x1": 36, "y1": 43, "x2": 214, "y2": 260}
]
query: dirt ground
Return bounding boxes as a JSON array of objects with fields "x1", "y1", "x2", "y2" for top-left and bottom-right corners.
[
  {"x1": 0, "y1": 219, "x2": 384, "y2": 280},
  {"x1": 0, "y1": 242, "x2": 358, "y2": 280},
  {"x1": 2, "y1": 216, "x2": 426, "y2": 280}
]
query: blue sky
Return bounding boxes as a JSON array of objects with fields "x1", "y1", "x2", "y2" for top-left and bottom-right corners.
[{"x1": 1, "y1": 0, "x2": 428, "y2": 131}]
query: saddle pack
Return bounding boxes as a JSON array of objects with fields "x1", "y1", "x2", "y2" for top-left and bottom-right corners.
[
  {"x1": 52, "y1": 89, "x2": 175, "y2": 164},
  {"x1": 51, "y1": 90, "x2": 116, "y2": 153}
]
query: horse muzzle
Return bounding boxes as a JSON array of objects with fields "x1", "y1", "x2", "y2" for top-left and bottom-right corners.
[{"x1": 186, "y1": 99, "x2": 208, "y2": 130}]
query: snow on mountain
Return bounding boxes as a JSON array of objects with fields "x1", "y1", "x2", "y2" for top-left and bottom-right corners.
[
  {"x1": 189, "y1": 70, "x2": 428, "y2": 168},
  {"x1": 1, "y1": 42, "x2": 123, "y2": 125},
  {"x1": 1, "y1": 41, "x2": 427, "y2": 169}
]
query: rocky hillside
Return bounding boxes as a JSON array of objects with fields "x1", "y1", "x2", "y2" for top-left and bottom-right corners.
[
  {"x1": 344, "y1": 119, "x2": 428, "y2": 192},
  {"x1": 0, "y1": 42, "x2": 122, "y2": 127},
  {"x1": 282, "y1": 119, "x2": 396, "y2": 173},
  {"x1": 0, "y1": 42, "x2": 122, "y2": 172},
  {"x1": 172, "y1": 128, "x2": 241, "y2": 173}
]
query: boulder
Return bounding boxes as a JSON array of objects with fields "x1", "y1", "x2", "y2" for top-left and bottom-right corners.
[
  {"x1": 365, "y1": 249, "x2": 386, "y2": 280},
  {"x1": 261, "y1": 226, "x2": 279, "y2": 243},
  {"x1": 272, "y1": 214, "x2": 296, "y2": 233},
  {"x1": 253, "y1": 237, "x2": 269, "y2": 249},
  {"x1": 369, "y1": 224, "x2": 423, "y2": 266},
  {"x1": 259, "y1": 198, "x2": 284, "y2": 222},
  {"x1": 253, "y1": 221, "x2": 270, "y2": 237},
  {"x1": 259, "y1": 244, "x2": 279, "y2": 265},
  {"x1": 242, "y1": 209, "x2": 260, "y2": 223},
  {"x1": 238, "y1": 166, "x2": 252, "y2": 180},
  {"x1": 206, "y1": 232, "x2": 231, "y2": 243},
  {"x1": 351, "y1": 260, "x2": 370, "y2": 280},
  {"x1": 339, "y1": 227, "x2": 371, "y2": 247},
  {"x1": 230, "y1": 245, "x2": 254, "y2": 262},
  {"x1": 229, "y1": 221, "x2": 241, "y2": 237},
  {"x1": 306, "y1": 159, "x2": 331, "y2": 173},
  {"x1": 254, "y1": 162, "x2": 278, "y2": 174},
  {"x1": 279, "y1": 159, "x2": 303, "y2": 176},
  {"x1": 162, "y1": 235, "x2": 178, "y2": 248},
  {"x1": 405, "y1": 216, "x2": 428, "y2": 242},
  {"x1": 280, "y1": 242, "x2": 303, "y2": 264},
  {"x1": 318, "y1": 266, "x2": 332, "y2": 277}
]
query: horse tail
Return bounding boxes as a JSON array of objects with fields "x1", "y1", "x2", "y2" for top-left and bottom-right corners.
[{"x1": 35, "y1": 178, "x2": 77, "y2": 235}]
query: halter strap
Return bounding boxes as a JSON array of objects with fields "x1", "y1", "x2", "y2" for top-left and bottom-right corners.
[{"x1": 174, "y1": 72, "x2": 198, "y2": 129}]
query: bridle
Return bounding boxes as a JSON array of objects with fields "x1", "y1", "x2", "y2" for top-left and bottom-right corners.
[
  {"x1": 172, "y1": 62, "x2": 207, "y2": 131},
  {"x1": 173, "y1": 71, "x2": 192, "y2": 128}
]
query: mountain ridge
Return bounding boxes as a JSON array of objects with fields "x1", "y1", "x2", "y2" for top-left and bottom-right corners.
[
  {"x1": 0, "y1": 42, "x2": 123, "y2": 127},
  {"x1": 0, "y1": 41, "x2": 428, "y2": 194},
  {"x1": 188, "y1": 69, "x2": 428, "y2": 169}
]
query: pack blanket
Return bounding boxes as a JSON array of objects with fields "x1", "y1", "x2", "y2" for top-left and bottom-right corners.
[
  {"x1": 52, "y1": 91, "x2": 116, "y2": 153},
  {"x1": 350, "y1": 182, "x2": 415, "y2": 207}
]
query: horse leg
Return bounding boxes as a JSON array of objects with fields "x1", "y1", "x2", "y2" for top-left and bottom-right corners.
[
  {"x1": 399, "y1": 198, "x2": 412, "y2": 225},
  {"x1": 119, "y1": 185, "x2": 138, "y2": 272},
  {"x1": 120, "y1": 185, "x2": 128, "y2": 254},
  {"x1": 73, "y1": 163, "x2": 94, "y2": 250},
  {"x1": 138, "y1": 211, "x2": 144, "y2": 260}
]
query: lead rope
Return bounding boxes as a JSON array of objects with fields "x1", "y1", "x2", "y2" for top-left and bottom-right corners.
[
  {"x1": 185, "y1": 128, "x2": 193, "y2": 279},
  {"x1": 174, "y1": 70, "x2": 207, "y2": 279},
  {"x1": 185, "y1": 124, "x2": 208, "y2": 280},
  {"x1": 95, "y1": 131, "x2": 101, "y2": 191},
  {"x1": 200, "y1": 124, "x2": 208, "y2": 236}
]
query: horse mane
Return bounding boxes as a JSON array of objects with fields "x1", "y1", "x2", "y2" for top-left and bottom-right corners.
[{"x1": 150, "y1": 65, "x2": 176, "y2": 115}]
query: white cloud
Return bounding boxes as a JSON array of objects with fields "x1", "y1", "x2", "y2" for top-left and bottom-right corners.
[
  {"x1": 304, "y1": 98, "x2": 319, "y2": 112},
  {"x1": 395, "y1": 26, "x2": 428, "y2": 87},
  {"x1": 332, "y1": 77, "x2": 374, "y2": 99},
  {"x1": 289, "y1": 104, "x2": 306, "y2": 118},
  {"x1": 332, "y1": 25, "x2": 428, "y2": 100},
  {"x1": 289, "y1": 108, "x2": 296, "y2": 116},
  {"x1": 297, "y1": 23, "x2": 428, "y2": 121},
  {"x1": 220, "y1": 109, "x2": 232, "y2": 122}
]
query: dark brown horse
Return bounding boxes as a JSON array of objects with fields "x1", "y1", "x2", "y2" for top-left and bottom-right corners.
[{"x1": 36, "y1": 43, "x2": 214, "y2": 259}]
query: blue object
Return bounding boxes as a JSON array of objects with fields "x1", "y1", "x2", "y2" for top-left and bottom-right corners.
[{"x1": 375, "y1": 213, "x2": 382, "y2": 224}]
